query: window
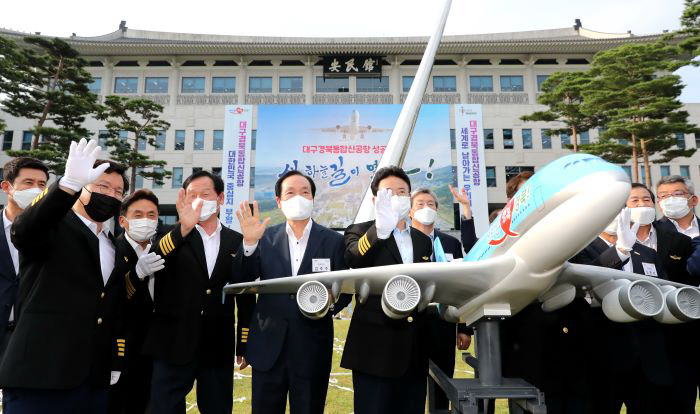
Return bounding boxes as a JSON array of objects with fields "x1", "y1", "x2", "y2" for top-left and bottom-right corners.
[
  {"x1": 639, "y1": 166, "x2": 653, "y2": 184},
  {"x1": 316, "y1": 77, "x2": 349, "y2": 93},
  {"x1": 137, "y1": 134, "x2": 146, "y2": 150},
  {"x1": 114, "y1": 77, "x2": 138, "y2": 93},
  {"x1": 153, "y1": 167, "x2": 164, "y2": 189},
  {"x1": 89, "y1": 77, "x2": 102, "y2": 94},
  {"x1": 542, "y1": 129, "x2": 552, "y2": 149},
  {"x1": 676, "y1": 132, "x2": 686, "y2": 149},
  {"x1": 579, "y1": 130, "x2": 590, "y2": 145},
  {"x1": 192, "y1": 167, "x2": 202, "y2": 174},
  {"x1": 279, "y1": 76, "x2": 303, "y2": 93},
  {"x1": 505, "y1": 166, "x2": 535, "y2": 182},
  {"x1": 680, "y1": 165, "x2": 690, "y2": 178},
  {"x1": 356, "y1": 76, "x2": 389, "y2": 92},
  {"x1": 695, "y1": 133, "x2": 699, "y2": 148},
  {"x1": 212, "y1": 77, "x2": 236, "y2": 93},
  {"x1": 660, "y1": 165, "x2": 670, "y2": 177},
  {"x1": 469, "y1": 76, "x2": 493, "y2": 92},
  {"x1": 2, "y1": 131, "x2": 12, "y2": 150},
  {"x1": 212, "y1": 167, "x2": 222, "y2": 177},
  {"x1": 98, "y1": 130, "x2": 109, "y2": 148},
  {"x1": 194, "y1": 130, "x2": 204, "y2": 150},
  {"x1": 536, "y1": 75, "x2": 549, "y2": 91},
  {"x1": 213, "y1": 130, "x2": 224, "y2": 150},
  {"x1": 175, "y1": 130, "x2": 185, "y2": 150},
  {"x1": 500, "y1": 75, "x2": 524, "y2": 92},
  {"x1": 402, "y1": 76, "x2": 414, "y2": 92},
  {"x1": 503, "y1": 129, "x2": 514, "y2": 149},
  {"x1": 181, "y1": 77, "x2": 205, "y2": 93},
  {"x1": 621, "y1": 165, "x2": 632, "y2": 179},
  {"x1": 484, "y1": 129, "x2": 494, "y2": 149},
  {"x1": 172, "y1": 167, "x2": 183, "y2": 188},
  {"x1": 145, "y1": 77, "x2": 168, "y2": 93},
  {"x1": 248, "y1": 77, "x2": 272, "y2": 93},
  {"x1": 135, "y1": 168, "x2": 144, "y2": 189},
  {"x1": 119, "y1": 130, "x2": 128, "y2": 142},
  {"x1": 486, "y1": 167, "x2": 497, "y2": 187},
  {"x1": 522, "y1": 129, "x2": 532, "y2": 149},
  {"x1": 155, "y1": 131, "x2": 166, "y2": 150},
  {"x1": 560, "y1": 132, "x2": 570, "y2": 148},
  {"x1": 433, "y1": 76, "x2": 456, "y2": 92},
  {"x1": 22, "y1": 131, "x2": 32, "y2": 150}
]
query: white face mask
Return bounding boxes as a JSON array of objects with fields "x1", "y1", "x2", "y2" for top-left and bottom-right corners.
[
  {"x1": 192, "y1": 198, "x2": 219, "y2": 222},
  {"x1": 413, "y1": 206, "x2": 437, "y2": 225},
  {"x1": 660, "y1": 196, "x2": 691, "y2": 220},
  {"x1": 126, "y1": 218, "x2": 158, "y2": 242},
  {"x1": 390, "y1": 195, "x2": 411, "y2": 220},
  {"x1": 10, "y1": 186, "x2": 42, "y2": 210},
  {"x1": 630, "y1": 206, "x2": 656, "y2": 225},
  {"x1": 280, "y1": 195, "x2": 314, "y2": 221}
]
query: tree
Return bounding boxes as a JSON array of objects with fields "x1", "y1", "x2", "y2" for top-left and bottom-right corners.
[
  {"x1": 580, "y1": 42, "x2": 697, "y2": 186},
  {"x1": 0, "y1": 119, "x2": 5, "y2": 134},
  {"x1": 96, "y1": 96, "x2": 171, "y2": 193},
  {"x1": 1, "y1": 36, "x2": 99, "y2": 173},
  {"x1": 679, "y1": 0, "x2": 700, "y2": 61},
  {"x1": 520, "y1": 71, "x2": 600, "y2": 152}
]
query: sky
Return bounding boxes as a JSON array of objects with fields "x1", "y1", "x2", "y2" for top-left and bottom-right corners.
[{"x1": 2, "y1": 0, "x2": 698, "y2": 101}]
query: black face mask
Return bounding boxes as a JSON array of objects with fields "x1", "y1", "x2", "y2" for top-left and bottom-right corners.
[{"x1": 82, "y1": 189, "x2": 121, "y2": 222}]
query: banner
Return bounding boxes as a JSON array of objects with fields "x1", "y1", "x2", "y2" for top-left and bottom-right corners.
[
  {"x1": 455, "y1": 104, "x2": 489, "y2": 237},
  {"x1": 221, "y1": 105, "x2": 253, "y2": 231}
]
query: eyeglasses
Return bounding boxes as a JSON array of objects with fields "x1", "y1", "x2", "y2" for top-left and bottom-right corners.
[
  {"x1": 657, "y1": 191, "x2": 691, "y2": 200},
  {"x1": 93, "y1": 183, "x2": 124, "y2": 199}
]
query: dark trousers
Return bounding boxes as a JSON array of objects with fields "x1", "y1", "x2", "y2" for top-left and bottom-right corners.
[
  {"x1": 251, "y1": 342, "x2": 329, "y2": 414},
  {"x1": 600, "y1": 365, "x2": 671, "y2": 414},
  {"x1": 108, "y1": 353, "x2": 153, "y2": 414},
  {"x1": 3, "y1": 383, "x2": 108, "y2": 414},
  {"x1": 149, "y1": 358, "x2": 232, "y2": 414},
  {"x1": 352, "y1": 370, "x2": 425, "y2": 414}
]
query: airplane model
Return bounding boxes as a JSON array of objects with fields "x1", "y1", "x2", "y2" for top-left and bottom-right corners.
[
  {"x1": 311, "y1": 110, "x2": 391, "y2": 140},
  {"x1": 223, "y1": 0, "x2": 700, "y2": 328}
]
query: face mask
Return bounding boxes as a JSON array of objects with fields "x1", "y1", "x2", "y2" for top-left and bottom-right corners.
[
  {"x1": 630, "y1": 206, "x2": 656, "y2": 225},
  {"x1": 126, "y1": 218, "x2": 157, "y2": 242},
  {"x1": 192, "y1": 198, "x2": 219, "y2": 222},
  {"x1": 83, "y1": 190, "x2": 121, "y2": 223},
  {"x1": 660, "y1": 196, "x2": 691, "y2": 220},
  {"x1": 413, "y1": 206, "x2": 437, "y2": 225},
  {"x1": 10, "y1": 186, "x2": 42, "y2": 210},
  {"x1": 280, "y1": 195, "x2": 313, "y2": 221},
  {"x1": 390, "y1": 195, "x2": 411, "y2": 220}
]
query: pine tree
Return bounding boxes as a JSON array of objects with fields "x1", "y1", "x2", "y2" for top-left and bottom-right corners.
[{"x1": 679, "y1": 0, "x2": 700, "y2": 61}]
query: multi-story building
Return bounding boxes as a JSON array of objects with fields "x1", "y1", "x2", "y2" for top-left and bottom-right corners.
[{"x1": 1, "y1": 21, "x2": 698, "y2": 226}]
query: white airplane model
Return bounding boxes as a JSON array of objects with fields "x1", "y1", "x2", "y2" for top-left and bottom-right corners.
[
  {"x1": 312, "y1": 109, "x2": 391, "y2": 140},
  {"x1": 224, "y1": 0, "x2": 700, "y2": 327}
]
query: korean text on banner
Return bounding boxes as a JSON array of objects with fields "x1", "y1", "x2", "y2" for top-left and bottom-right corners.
[{"x1": 222, "y1": 105, "x2": 253, "y2": 232}]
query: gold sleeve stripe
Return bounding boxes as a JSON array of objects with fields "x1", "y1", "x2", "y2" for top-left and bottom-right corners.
[
  {"x1": 165, "y1": 233, "x2": 175, "y2": 252},
  {"x1": 159, "y1": 234, "x2": 173, "y2": 255},
  {"x1": 116, "y1": 339, "x2": 125, "y2": 343},
  {"x1": 31, "y1": 188, "x2": 49, "y2": 206},
  {"x1": 117, "y1": 352, "x2": 125, "y2": 357},
  {"x1": 358, "y1": 234, "x2": 370, "y2": 255},
  {"x1": 241, "y1": 328, "x2": 249, "y2": 331}
]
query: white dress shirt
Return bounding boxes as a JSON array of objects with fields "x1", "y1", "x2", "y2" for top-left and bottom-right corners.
[
  {"x1": 242, "y1": 219, "x2": 313, "y2": 277},
  {"x1": 76, "y1": 213, "x2": 115, "y2": 285},
  {"x1": 636, "y1": 225, "x2": 657, "y2": 251},
  {"x1": 393, "y1": 224, "x2": 413, "y2": 264},
  {"x1": 125, "y1": 233, "x2": 154, "y2": 298},
  {"x1": 4, "y1": 209, "x2": 18, "y2": 322},
  {"x1": 195, "y1": 220, "x2": 222, "y2": 278},
  {"x1": 669, "y1": 216, "x2": 700, "y2": 239}
]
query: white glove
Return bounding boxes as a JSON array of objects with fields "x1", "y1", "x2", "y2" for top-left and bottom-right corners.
[
  {"x1": 59, "y1": 139, "x2": 109, "y2": 192},
  {"x1": 110, "y1": 371, "x2": 121, "y2": 385},
  {"x1": 375, "y1": 188, "x2": 399, "y2": 239},
  {"x1": 135, "y1": 252, "x2": 165, "y2": 280},
  {"x1": 616, "y1": 208, "x2": 640, "y2": 254}
]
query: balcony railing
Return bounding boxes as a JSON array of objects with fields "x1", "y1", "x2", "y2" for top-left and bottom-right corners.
[
  {"x1": 466, "y1": 93, "x2": 529, "y2": 104},
  {"x1": 313, "y1": 93, "x2": 393, "y2": 104},
  {"x1": 399, "y1": 93, "x2": 461, "y2": 104},
  {"x1": 245, "y1": 94, "x2": 306, "y2": 104},
  {"x1": 176, "y1": 94, "x2": 238, "y2": 105}
]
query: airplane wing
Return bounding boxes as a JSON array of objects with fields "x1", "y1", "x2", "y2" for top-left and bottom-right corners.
[
  {"x1": 356, "y1": 127, "x2": 392, "y2": 133},
  {"x1": 314, "y1": 127, "x2": 350, "y2": 133}
]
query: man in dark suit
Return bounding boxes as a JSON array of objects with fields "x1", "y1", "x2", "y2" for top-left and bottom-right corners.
[
  {"x1": 408, "y1": 187, "x2": 471, "y2": 411},
  {"x1": 108, "y1": 189, "x2": 164, "y2": 414},
  {"x1": 0, "y1": 139, "x2": 130, "y2": 413},
  {"x1": 143, "y1": 170, "x2": 254, "y2": 414},
  {"x1": 655, "y1": 175, "x2": 699, "y2": 239},
  {"x1": 0, "y1": 157, "x2": 49, "y2": 357},
  {"x1": 237, "y1": 170, "x2": 351, "y2": 414},
  {"x1": 342, "y1": 166, "x2": 433, "y2": 414}
]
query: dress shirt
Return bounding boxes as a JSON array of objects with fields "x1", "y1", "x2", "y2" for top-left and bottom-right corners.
[
  {"x1": 669, "y1": 216, "x2": 700, "y2": 239},
  {"x1": 393, "y1": 224, "x2": 413, "y2": 265},
  {"x1": 76, "y1": 213, "x2": 115, "y2": 285},
  {"x1": 195, "y1": 220, "x2": 222, "y2": 278}
]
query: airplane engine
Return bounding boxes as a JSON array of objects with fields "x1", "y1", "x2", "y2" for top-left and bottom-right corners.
[
  {"x1": 296, "y1": 281, "x2": 330, "y2": 320},
  {"x1": 602, "y1": 280, "x2": 664, "y2": 323},
  {"x1": 654, "y1": 286, "x2": 700, "y2": 324},
  {"x1": 381, "y1": 275, "x2": 421, "y2": 319}
]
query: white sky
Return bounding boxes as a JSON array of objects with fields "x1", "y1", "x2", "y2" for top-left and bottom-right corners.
[{"x1": 2, "y1": 0, "x2": 698, "y2": 102}]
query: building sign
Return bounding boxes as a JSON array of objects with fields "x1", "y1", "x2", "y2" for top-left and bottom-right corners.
[
  {"x1": 455, "y1": 104, "x2": 489, "y2": 237},
  {"x1": 322, "y1": 56, "x2": 382, "y2": 77},
  {"x1": 221, "y1": 105, "x2": 253, "y2": 232}
]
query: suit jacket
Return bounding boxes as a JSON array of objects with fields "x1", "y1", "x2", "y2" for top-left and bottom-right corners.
[
  {"x1": 0, "y1": 209, "x2": 18, "y2": 356},
  {"x1": 0, "y1": 183, "x2": 128, "y2": 389},
  {"x1": 142, "y1": 222, "x2": 254, "y2": 367},
  {"x1": 460, "y1": 218, "x2": 478, "y2": 254},
  {"x1": 244, "y1": 221, "x2": 350, "y2": 377},
  {"x1": 341, "y1": 220, "x2": 433, "y2": 378},
  {"x1": 120, "y1": 234, "x2": 153, "y2": 361}
]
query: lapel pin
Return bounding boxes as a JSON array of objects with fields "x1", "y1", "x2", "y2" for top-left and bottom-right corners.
[
  {"x1": 231, "y1": 252, "x2": 237, "y2": 257},
  {"x1": 124, "y1": 256, "x2": 128, "y2": 262},
  {"x1": 633, "y1": 251, "x2": 640, "y2": 256},
  {"x1": 422, "y1": 256, "x2": 429, "y2": 261},
  {"x1": 670, "y1": 255, "x2": 682, "y2": 260}
]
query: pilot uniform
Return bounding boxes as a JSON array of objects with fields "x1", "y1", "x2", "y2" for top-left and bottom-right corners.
[
  {"x1": 0, "y1": 208, "x2": 19, "y2": 359},
  {"x1": 342, "y1": 220, "x2": 433, "y2": 414},
  {"x1": 143, "y1": 221, "x2": 255, "y2": 414},
  {"x1": 243, "y1": 220, "x2": 351, "y2": 414},
  {"x1": 0, "y1": 183, "x2": 128, "y2": 413}
]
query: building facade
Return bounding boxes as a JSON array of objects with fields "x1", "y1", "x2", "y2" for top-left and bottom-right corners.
[{"x1": 1, "y1": 23, "x2": 698, "y2": 227}]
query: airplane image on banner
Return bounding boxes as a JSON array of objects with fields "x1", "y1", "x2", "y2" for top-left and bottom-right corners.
[
  {"x1": 224, "y1": 0, "x2": 700, "y2": 328},
  {"x1": 311, "y1": 110, "x2": 391, "y2": 140}
]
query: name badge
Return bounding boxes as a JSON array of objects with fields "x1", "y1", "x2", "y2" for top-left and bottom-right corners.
[
  {"x1": 445, "y1": 253, "x2": 454, "y2": 261},
  {"x1": 642, "y1": 262, "x2": 658, "y2": 277},
  {"x1": 312, "y1": 258, "x2": 331, "y2": 273}
]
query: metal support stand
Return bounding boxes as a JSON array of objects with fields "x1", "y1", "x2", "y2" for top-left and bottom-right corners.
[{"x1": 427, "y1": 318, "x2": 547, "y2": 414}]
